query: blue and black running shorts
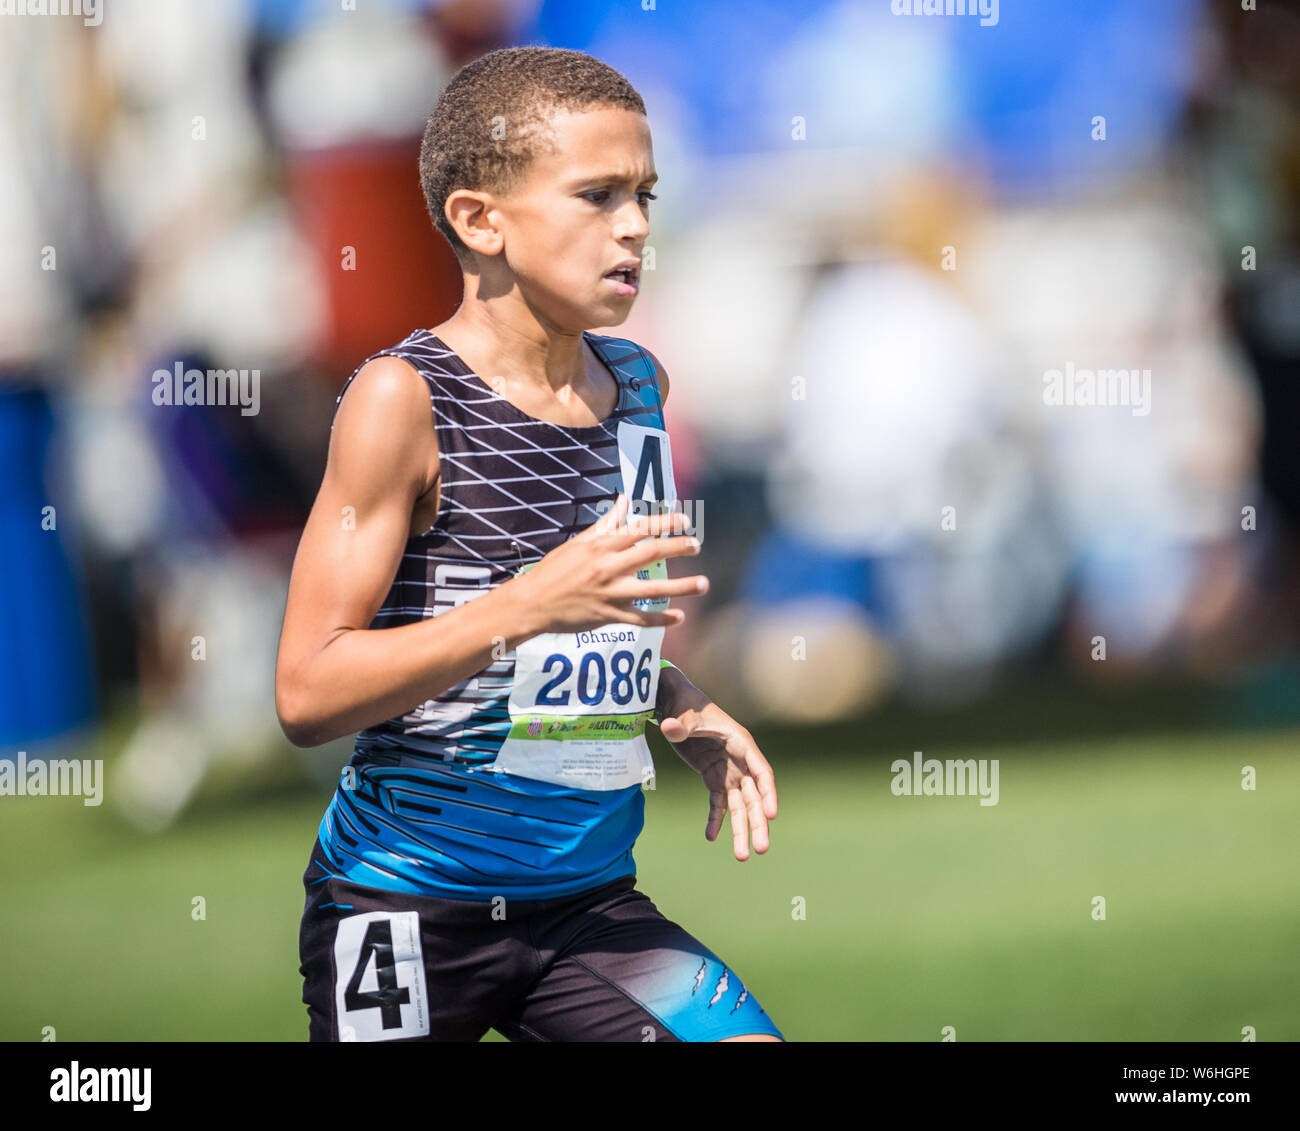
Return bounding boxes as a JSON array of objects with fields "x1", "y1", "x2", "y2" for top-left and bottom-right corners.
[{"x1": 298, "y1": 838, "x2": 784, "y2": 1042}]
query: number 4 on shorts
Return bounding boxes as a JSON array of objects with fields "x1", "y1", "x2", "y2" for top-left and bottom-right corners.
[{"x1": 333, "y1": 911, "x2": 430, "y2": 1041}]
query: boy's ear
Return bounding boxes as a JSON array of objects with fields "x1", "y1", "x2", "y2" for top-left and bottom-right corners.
[{"x1": 445, "y1": 189, "x2": 504, "y2": 258}]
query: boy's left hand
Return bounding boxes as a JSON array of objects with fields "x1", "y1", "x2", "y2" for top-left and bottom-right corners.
[{"x1": 657, "y1": 687, "x2": 778, "y2": 862}]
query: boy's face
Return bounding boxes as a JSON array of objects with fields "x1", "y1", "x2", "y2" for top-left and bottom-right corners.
[{"x1": 489, "y1": 106, "x2": 656, "y2": 331}]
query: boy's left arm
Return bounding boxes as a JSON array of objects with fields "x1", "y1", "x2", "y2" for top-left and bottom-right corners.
[{"x1": 640, "y1": 346, "x2": 779, "y2": 862}]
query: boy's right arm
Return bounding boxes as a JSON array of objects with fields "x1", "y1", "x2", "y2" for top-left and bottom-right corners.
[{"x1": 275, "y1": 356, "x2": 704, "y2": 749}]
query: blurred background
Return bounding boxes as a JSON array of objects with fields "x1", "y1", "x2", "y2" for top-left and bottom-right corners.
[{"x1": 2, "y1": 0, "x2": 1298, "y2": 1041}]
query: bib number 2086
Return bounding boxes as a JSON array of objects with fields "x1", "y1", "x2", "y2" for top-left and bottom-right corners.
[{"x1": 535, "y1": 647, "x2": 654, "y2": 708}]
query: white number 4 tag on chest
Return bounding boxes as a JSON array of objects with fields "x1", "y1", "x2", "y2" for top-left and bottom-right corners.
[{"x1": 617, "y1": 421, "x2": 676, "y2": 510}]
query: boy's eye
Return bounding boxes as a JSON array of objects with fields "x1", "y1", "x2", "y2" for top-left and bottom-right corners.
[{"x1": 581, "y1": 190, "x2": 658, "y2": 205}]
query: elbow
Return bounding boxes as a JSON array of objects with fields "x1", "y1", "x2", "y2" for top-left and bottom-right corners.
[{"x1": 276, "y1": 680, "x2": 321, "y2": 748}]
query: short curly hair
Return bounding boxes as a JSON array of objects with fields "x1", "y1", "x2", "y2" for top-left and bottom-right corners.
[{"x1": 419, "y1": 47, "x2": 646, "y2": 262}]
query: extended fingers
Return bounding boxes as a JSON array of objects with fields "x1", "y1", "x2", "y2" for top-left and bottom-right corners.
[
  {"x1": 606, "y1": 573, "x2": 708, "y2": 603},
  {"x1": 746, "y1": 750, "x2": 779, "y2": 820},
  {"x1": 727, "y1": 785, "x2": 750, "y2": 862},
  {"x1": 606, "y1": 510, "x2": 696, "y2": 555},
  {"x1": 740, "y1": 775, "x2": 769, "y2": 855},
  {"x1": 722, "y1": 727, "x2": 778, "y2": 822},
  {"x1": 706, "y1": 789, "x2": 726, "y2": 842}
]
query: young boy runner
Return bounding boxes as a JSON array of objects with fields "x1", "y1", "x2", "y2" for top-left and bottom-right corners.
[{"x1": 276, "y1": 46, "x2": 782, "y2": 1042}]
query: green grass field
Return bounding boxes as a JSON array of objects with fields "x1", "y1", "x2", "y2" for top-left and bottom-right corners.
[{"x1": 2, "y1": 723, "x2": 1297, "y2": 1041}]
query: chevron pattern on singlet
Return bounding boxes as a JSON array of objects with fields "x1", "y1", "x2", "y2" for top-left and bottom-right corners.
[{"x1": 314, "y1": 327, "x2": 674, "y2": 900}]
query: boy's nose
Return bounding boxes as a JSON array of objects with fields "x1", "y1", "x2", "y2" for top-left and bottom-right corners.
[{"x1": 615, "y1": 207, "x2": 649, "y2": 241}]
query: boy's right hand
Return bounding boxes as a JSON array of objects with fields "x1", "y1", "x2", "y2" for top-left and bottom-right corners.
[{"x1": 513, "y1": 493, "x2": 706, "y2": 633}]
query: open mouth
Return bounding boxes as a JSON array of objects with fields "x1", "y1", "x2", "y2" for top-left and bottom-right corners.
[{"x1": 603, "y1": 265, "x2": 640, "y2": 295}]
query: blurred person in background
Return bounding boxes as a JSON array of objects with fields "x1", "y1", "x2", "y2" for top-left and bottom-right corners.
[
  {"x1": 54, "y1": 0, "x2": 329, "y2": 828},
  {"x1": 1181, "y1": 0, "x2": 1300, "y2": 714},
  {"x1": 948, "y1": 0, "x2": 1267, "y2": 685},
  {"x1": 726, "y1": 171, "x2": 1060, "y2": 719},
  {"x1": 963, "y1": 199, "x2": 1261, "y2": 684},
  {"x1": 697, "y1": 0, "x2": 1270, "y2": 722}
]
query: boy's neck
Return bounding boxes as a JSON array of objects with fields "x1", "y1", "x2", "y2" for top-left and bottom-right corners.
[{"x1": 433, "y1": 303, "x2": 596, "y2": 396}]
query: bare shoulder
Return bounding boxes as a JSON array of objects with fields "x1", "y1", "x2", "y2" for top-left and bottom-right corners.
[
  {"x1": 331, "y1": 353, "x2": 440, "y2": 504},
  {"x1": 335, "y1": 353, "x2": 434, "y2": 431},
  {"x1": 638, "y1": 345, "x2": 670, "y2": 407}
]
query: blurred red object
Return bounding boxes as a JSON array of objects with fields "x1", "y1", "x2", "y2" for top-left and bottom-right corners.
[{"x1": 285, "y1": 138, "x2": 463, "y2": 378}]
